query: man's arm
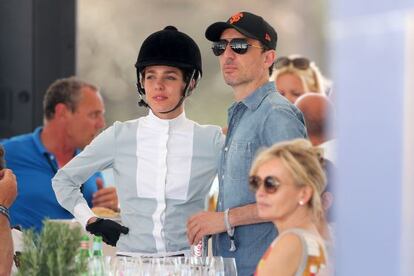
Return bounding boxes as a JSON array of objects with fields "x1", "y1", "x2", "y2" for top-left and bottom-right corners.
[
  {"x1": 0, "y1": 216, "x2": 13, "y2": 276},
  {"x1": 187, "y1": 203, "x2": 269, "y2": 245},
  {"x1": 227, "y1": 203, "x2": 268, "y2": 227},
  {"x1": 262, "y1": 106, "x2": 307, "y2": 146},
  {"x1": 0, "y1": 169, "x2": 17, "y2": 276},
  {"x1": 0, "y1": 169, "x2": 17, "y2": 208}
]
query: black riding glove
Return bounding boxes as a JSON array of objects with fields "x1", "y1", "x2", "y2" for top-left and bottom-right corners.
[{"x1": 86, "y1": 218, "x2": 129, "y2": 246}]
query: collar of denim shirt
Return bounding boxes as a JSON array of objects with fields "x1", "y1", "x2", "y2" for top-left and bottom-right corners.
[{"x1": 241, "y1": 81, "x2": 275, "y2": 111}]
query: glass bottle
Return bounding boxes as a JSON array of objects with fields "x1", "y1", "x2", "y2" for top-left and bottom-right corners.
[
  {"x1": 92, "y1": 236, "x2": 104, "y2": 257},
  {"x1": 79, "y1": 235, "x2": 91, "y2": 260}
]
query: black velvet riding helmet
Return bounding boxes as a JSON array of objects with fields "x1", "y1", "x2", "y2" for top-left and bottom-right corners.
[{"x1": 135, "y1": 26, "x2": 202, "y2": 88}]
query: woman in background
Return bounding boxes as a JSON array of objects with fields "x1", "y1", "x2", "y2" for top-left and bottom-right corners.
[
  {"x1": 273, "y1": 55, "x2": 328, "y2": 103},
  {"x1": 251, "y1": 139, "x2": 329, "y2": 276}
]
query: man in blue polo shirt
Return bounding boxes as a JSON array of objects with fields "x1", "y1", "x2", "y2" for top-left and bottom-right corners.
[{"x1": 2, "y1": 77, "x2": 118, "y2": 232}]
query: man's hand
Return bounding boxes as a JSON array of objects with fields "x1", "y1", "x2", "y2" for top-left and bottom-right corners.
[
  {"x1": 0, "y1": 169, "x2": 17, "y2": 208},
  {"x1": 92, "y1": 178, "x2": 119, "y2": 211},
  {"x1": 86, "y1": 218, "x2": 129, "y2": 246},
  {"x1": 187, "y1": 211, "x2": 226, "y2": 245}
]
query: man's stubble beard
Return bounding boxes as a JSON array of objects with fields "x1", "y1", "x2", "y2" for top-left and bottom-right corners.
[{"x1": 223, "y1": 72, "x2": 252, "y2": 88}]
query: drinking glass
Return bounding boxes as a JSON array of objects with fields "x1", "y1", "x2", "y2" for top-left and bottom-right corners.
[
  {"x1": 223, "y1": 257, "x2": 237, "y2": 276},
  {"x1": 116, "y1": 256, "x2": 142, "y2": 276},
  {"x1": 210, "y1": 256, "x2": 225, "y2": 276},
  {"x1": 88, "y1": 256, "x2": 105, "y2": 276}
]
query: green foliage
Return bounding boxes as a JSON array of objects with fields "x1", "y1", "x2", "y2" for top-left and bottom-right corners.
[{"x1": 17, "y1": 221, "x2": 88, "y2": 276}]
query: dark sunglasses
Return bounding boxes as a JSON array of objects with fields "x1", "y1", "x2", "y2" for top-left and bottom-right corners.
[
  {"x1": 249, "y1": 175, "x2": 280, "y2": 194},
  {"x1": 275, "y1": 56, "x2": 310, "y2": 70},
  {"x1": 212, "y1": 38, "x2": 263, "y2": 56}
]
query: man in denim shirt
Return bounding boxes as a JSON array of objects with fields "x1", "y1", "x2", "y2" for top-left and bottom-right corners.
[{"x1": 187, "y1": 12, "x2": 307, "y2": 275}]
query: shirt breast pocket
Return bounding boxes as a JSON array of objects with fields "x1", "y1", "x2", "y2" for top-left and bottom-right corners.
[{"x1": 227, "y1": 140, "x2": 255, "y2": 181}]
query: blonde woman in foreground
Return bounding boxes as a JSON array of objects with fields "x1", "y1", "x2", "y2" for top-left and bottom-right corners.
[{"x1": 251, "y1": 139, "x2": 329, "y2": 276}]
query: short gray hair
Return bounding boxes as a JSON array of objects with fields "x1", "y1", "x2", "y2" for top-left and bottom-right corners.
[{"x1": 43, "y1": 76, "x2": 98, "y2": 120}]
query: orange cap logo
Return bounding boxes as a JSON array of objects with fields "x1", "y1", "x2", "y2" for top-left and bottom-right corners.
[
  {"x1": 265, "y1": 33, "x2": 271, "y2": 42},
  {"x1": 229, "y1": 12, "x2": 244, "y2": 24}
]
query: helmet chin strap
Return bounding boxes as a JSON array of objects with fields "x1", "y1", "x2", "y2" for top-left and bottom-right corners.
[
  {"x1": 137, "y1": 69, "x2": 197, "y2": 115},
  {"x1": 137, "y1": 81, "x2": 149, "y2": 108}
]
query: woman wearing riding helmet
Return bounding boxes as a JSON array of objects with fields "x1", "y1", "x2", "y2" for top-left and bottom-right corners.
[{"x1": 52, "y1": 26, "x2": 224, "y2": 256}]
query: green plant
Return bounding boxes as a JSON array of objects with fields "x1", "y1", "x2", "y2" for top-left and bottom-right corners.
[{"x1": 17, "y1": 220, "x2": 88, "y2": 276}]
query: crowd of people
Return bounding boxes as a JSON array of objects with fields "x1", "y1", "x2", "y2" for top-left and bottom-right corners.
[{"x1": 0, "y1": 11, "x2": 335, "y2": 276}]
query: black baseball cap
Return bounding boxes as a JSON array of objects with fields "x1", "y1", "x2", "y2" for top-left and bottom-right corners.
[{"x1": 205, "y1": 11, "x2": 277, "y2": 50}]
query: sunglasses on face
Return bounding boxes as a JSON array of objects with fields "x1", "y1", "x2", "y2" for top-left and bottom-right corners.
[
  {"x1": 249, "y1": 175, "x2": 281, "y2": 194},
  {"x1": 275, "y1": 56, "x2": 311, "y2": 70},
  {"x1": 212, "y1": 38, "x2": 263, "y2": 56}
]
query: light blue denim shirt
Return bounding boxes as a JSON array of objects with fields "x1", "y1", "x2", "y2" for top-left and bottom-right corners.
[{"x1": 213, "y1": 81, "x2": 307, "y2": 276}]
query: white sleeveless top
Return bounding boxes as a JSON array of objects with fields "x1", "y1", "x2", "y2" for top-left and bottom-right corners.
[{"x1": 256, "y1": 228, "x2": 329, "y2": 276}]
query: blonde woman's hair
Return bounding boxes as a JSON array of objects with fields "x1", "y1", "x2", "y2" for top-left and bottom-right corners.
[
  {"x1": 272, "y1": 54, "x2": 326, "y2": 95},
  {"x1": 250, "y1": 139, "x2": 326, "y2": 222}
]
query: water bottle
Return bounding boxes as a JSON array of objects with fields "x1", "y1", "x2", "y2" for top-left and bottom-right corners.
[
  {"x1": 92, "y1": 236, "x2": 103, "y2": 257},
  {"x1": 76, "y1": 235, "x2": 91, "y2": 276},
  {"x1": 79, "y1": 235, "x2": 91, "y2": 260},
  {"x1": 89, "y1": 236, "x2": 104, "y2": 276}
]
